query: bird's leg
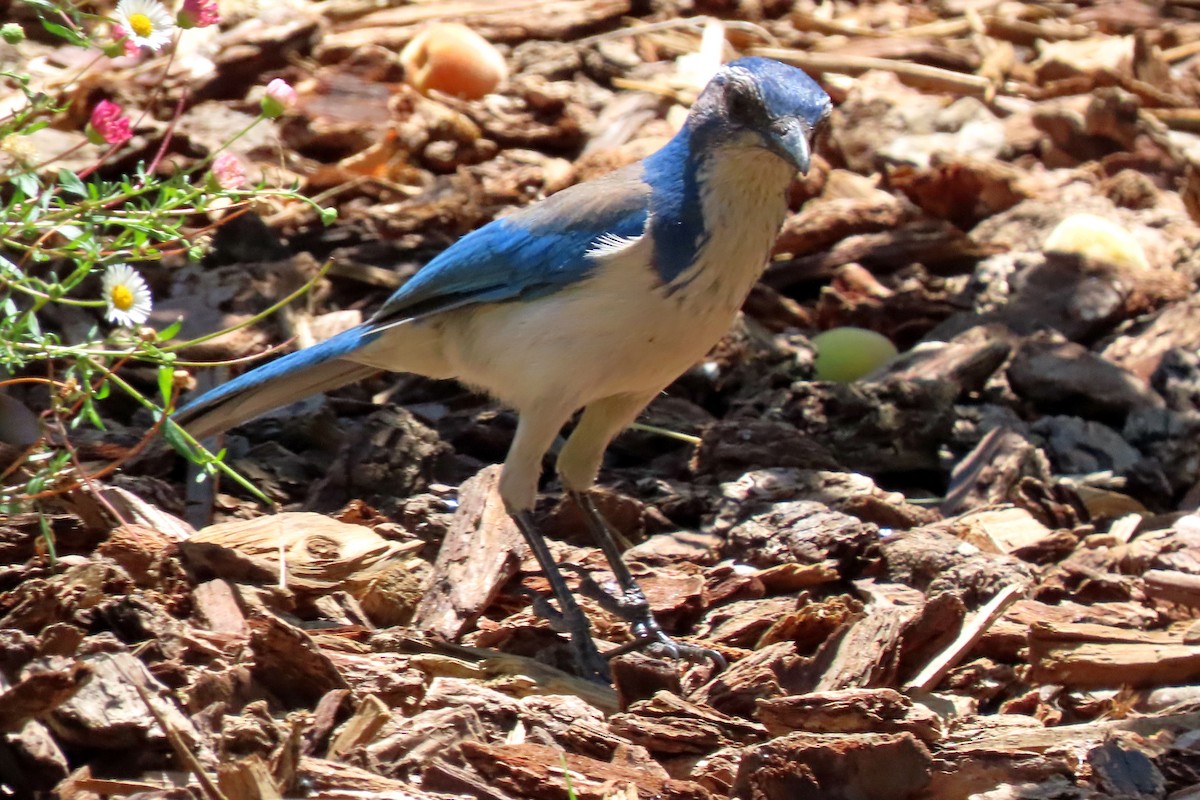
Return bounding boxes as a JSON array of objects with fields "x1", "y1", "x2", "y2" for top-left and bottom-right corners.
[
  {"x1": 510, "y1": 509, "x2": 611, "y2": 683},
  {"x1": 569, "y1": 490, "x2": 725, "y2": 669},
  {"x1": 567, "y1": 490, "x2": 670, "y2": 645},
  {"x1": 557, "y1": 394, "x2": 724, "y2": 670},
  {"x1": 499, "y1": 408, "x2": 613, "y2": 682}
]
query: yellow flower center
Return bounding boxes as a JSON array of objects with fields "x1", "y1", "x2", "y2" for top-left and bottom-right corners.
[
  {"x1": 111, "y1": 284, "x2": 135, "y2": 311},
  {"x1": 128, "y1": 13, "x2": 153, "y2": 37}
]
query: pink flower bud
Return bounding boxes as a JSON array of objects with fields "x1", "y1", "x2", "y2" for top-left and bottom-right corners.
[
  {"x1": 177, "y1": 0, "x2": 219, "y2": 29},
  {"x1": 86, "y1": 100, "x2": 133, "y2": 146},
  {"x1": 110, "y1": 24, "x2": 140, "y2": 57},
  {"x1": 210, "y1": 152, "x2": 245, "y2": 189},
  {"x1": 261, "y1": 78, "x2": 297, "y2": 119}
]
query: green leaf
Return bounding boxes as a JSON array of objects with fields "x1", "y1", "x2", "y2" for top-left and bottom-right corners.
[
  {"x1": 319, "y1": 207, "x2": 338, "y2": 225},
  {"x1": 57, "y1": 169, "x2": 86, "y2": 198},
  {"x1": 158, "y1": 318, "x2": 183, "y2": 341},
  {"x1": 11, "y1": 172, "x2": 37, "y2": 198},
  {"x1": 157, "y1": 365, "x2": 174, "y2": 406},
  {"x1": 162, "y1": 423, "x2": 186, "y2": 453},
  {"x1": 38, "y1": 19, "x2": 87, "y2": 47},
  {"x1": 82, "y1": 399, "x2": 105, "y2": 430}
]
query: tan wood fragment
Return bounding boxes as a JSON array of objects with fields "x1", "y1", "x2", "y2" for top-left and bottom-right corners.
[
  {"x1": 327, "y1": 694, "x2": 392, "y2": 760},
  {"x1": 1028, "y1": 623, "x2": 1200, "y2": 688},
  {"x1": 185, "y1": 512, "x2": 412, "y2": 592},
  {"x1": 414, "y1": 465, "x2": 523, "y2": 639},
  {"x1": 1144, "y1": 569, "x2": 1200, "y2": 608},
  {"x1": 951, "y1": 506, "x2": 1054, "y2": 555},
  {"x1": 952, "y1": 711, "x2": 1200, "y2": 754},
  {"x1": 217, "y1": 755, "x2": 281, "y2": 800},
  {"x1": 462, "y1": 740, "x2": 711, "y2": 800}
]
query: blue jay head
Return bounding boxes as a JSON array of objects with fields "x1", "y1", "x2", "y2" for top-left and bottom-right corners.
[{"x1": 688, "y1": 57, "x2": 832, "y2": 174}]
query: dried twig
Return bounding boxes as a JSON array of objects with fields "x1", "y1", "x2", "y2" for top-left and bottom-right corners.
[
  {"x1": 750, "y1": 46, "x2": 994, "y2": 97},
  {"x1": 905, "y1": 585, "x2": 1024, "y2": 693}
]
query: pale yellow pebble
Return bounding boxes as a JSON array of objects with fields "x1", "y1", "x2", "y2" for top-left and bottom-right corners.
[{"x1": 1043, "y1": 212, "x2": 1150, "y2": 271}]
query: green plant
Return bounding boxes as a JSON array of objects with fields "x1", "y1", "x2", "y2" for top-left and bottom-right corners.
[{"x1": 0, "y1": 0, "x2": 335, "y2": 520}]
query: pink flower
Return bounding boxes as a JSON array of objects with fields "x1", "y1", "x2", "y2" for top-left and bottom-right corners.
[
  {"x1": 210, "y1": 152, "x2": 245, "y2": 189},
  {"x1": 111, "y1": 24, "x2": 140, "y2": 57},
  {"x1": 260, "y1": 78, "x2": 297, "y2": 118},
  {"x1": 86, "y1": 100, "x2": 133, "y2": 146},
  {"x1": 177, "y1": 0, "x2": 219, "y2": 29}
]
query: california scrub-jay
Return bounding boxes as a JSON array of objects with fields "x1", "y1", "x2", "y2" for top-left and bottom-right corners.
[{"x1": 175, "y1": 57, "x2": 831, "y2": 682}]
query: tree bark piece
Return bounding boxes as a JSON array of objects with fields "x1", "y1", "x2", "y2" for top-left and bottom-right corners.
[
  {"x1": 47, "y1": 652, "x2": 203, "y2": 751},
  {"x1": 732, "y1": 731, "x2": 933, "y2": 800},
  {"x1": 414, "y1": 465, "x2": 523, "y2": 640},
  {"x1": 248, "y1": 615, "x2": 349, "y2": 708},
  {"x1": 461, "y1": 740, "x2": 712, "y2": 800},
  {"x1": 1143, "y1": 569, "x2": 1200, "y2": 608},
  {"x1": 756, "y1": 688, "x2": 942, "y2": 745},
  {"x1": 1028, "y1": 622, "x2": 1200, "y2": 688},
  {"x1": 0, "y1": 660, "x2": 90, "y2": 733},
  {"x1": 327, "y1": 694, "x2": 391, "y2": 760},
  {"x1": 609, "y1": 690, "x2": 767, "y2": 755}
]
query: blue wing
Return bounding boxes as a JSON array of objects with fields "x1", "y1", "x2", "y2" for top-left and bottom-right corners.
[
  {"x1": 369, "y1": 164, "x2": 651, "y2": 328},
  {"x1": 175, "y1": 164, "x2": 651, "y2": 438}
]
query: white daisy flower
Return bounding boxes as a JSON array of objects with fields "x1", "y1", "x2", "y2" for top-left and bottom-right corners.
[
  {"x1": 113, "y1": 0, "x2": 176, "y2": 51},
  {"x1": 101, "y1": 263, "x2": 153, "y2": 327}
]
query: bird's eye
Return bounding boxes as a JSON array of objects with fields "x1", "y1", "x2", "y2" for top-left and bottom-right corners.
[{"x1": 725, "y1": 83, "x2": 758, "y2": 122}]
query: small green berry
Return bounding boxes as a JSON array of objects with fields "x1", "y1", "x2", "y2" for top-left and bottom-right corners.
[
  {"x1": 1, "y1": 23, "x2": 25, "y2": 44},
  {"x1": 812, "y1": 327, "x2": 898, "y2": 382}
]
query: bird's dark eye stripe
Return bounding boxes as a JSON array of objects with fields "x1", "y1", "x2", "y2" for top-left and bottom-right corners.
[{"x1": 727, "y1": 83, "x2": 765, "y2": 124}]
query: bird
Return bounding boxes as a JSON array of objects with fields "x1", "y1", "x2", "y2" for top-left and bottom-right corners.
[{"x1": 174, "y1": 56, "x2": 832, "y2": 682}]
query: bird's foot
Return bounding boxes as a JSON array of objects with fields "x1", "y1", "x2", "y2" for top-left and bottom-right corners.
[
  {"x1": 570, "y1": 568, "x2": 726, "y2": 670},
  {"x1": 524, "y1": 589, "x2": 611, "y2": 683},
  {"x1": 604, "y1": 632, "x2": 727, "y2": 669}
]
